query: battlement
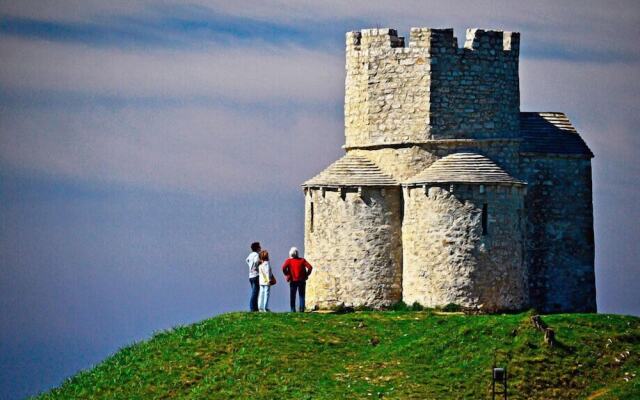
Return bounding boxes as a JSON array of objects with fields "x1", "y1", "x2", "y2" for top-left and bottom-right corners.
[
  {"x1": 346, "y1": 28, "x2": 405, "y2": 49},
  {"x1": 346, "y1": 27, "x2": 519, "y2": 55},
  {"x1": 344, "y1": 26, "x2": 521, "y2": 147},
  {"x1": 463, "y1": 28, "x2": 520, "y2": 53},
  {"x1": 408, "y1": 28, "x2": 456, "y2": 49}
]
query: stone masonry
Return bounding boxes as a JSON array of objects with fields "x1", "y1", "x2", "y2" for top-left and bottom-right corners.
[
  {"x1": 402, "y1": 154, "x2": 528, "y2": 311},
  {"x1": 303, "y1": 27, "x2": 595, "y2": 313}
]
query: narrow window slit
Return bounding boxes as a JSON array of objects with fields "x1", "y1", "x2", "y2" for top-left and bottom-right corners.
[{"x1": 482, "y1": 203, "x2": 488, "y2": 236}]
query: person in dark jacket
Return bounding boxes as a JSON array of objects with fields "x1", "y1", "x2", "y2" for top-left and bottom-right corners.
[{"x1": 281, "y1": 247, "x2": 313, "y2": 312}]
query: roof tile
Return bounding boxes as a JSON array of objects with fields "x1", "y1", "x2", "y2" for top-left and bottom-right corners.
[
  {"x1": 405, "y1": 153, "x2": 525, "y2": 185},
  {"x1": 520, "y1": 112, "x2": 593, "y2": 157},
  {"x1": 303, "y1": 154, "x2": 398, "y2": 187}
]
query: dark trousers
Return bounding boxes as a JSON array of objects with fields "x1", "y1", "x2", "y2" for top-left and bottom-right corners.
[
  {"x1": 289, "y1": 281, "x2": 306, "y2": 312},
  {"x1": 249, "y1": 277, "x2": 259, "y2": 312}
]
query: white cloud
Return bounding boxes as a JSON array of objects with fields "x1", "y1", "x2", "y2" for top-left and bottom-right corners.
[
  {"x1": 1, "y1": 0, "x2": 639, "y2": 200},
  {"x1": 0, "y1": 36, "x2": 343, "y2": 104},
  {"x1": 0, "y1": 103, "x2": 344, "y2": 195},
  {"x1": 0, "y1": 0, "x2": 149, "y2": 21},
  {"x1": 5, "y1": 1, "x2": 637, "y2": 59},
  {"x1": 181, "y1": 0, "x2": 640, "y2": 56}
]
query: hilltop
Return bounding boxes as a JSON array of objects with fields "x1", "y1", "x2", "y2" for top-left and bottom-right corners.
[{"x1": 36, "y1": 311, "x2": 639, "y2": 399}]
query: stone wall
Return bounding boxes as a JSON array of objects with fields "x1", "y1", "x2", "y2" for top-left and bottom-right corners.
[
  {"x1": 348, "y1": 147, "x2": 437, "y2": 181},
  {"x1": 345, "y1": 29, "x2": 430, "y2": 148},
  {"x1": 344, "y1": 28, "x2": 520, "y2": 148},
  {"x1": 304, "y1": 187, "x2": 403, "y2": 309},
  {"x1": 348, "y1": 139, "x2": 521, "y2": 182},
  {"x1": 428, "y1": 29, "x2": 520, "y2": 139},
  {"x1": 520, "y1": 155, "x2": 596, "y2": 312},
  {"x1": 402, "y1": 184, "x2": 528, "y2": 311}
]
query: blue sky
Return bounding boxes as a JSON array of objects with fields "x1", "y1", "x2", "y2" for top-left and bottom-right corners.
[{"x1": 1, "y1": 1, "x2": 639, "y2": 399}]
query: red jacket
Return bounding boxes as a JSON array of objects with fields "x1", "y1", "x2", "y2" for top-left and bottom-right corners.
[{"x1": 282, "y1": 258, "x2": 313, "y2": 282}]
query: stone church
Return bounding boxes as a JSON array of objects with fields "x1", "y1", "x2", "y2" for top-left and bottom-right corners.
[{"x1": 302, "y1": 27, "x2": 596, "y2": 313}]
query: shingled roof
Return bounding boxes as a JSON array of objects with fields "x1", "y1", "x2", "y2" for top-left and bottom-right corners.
[
  {"x1": 405, "y1": 153, "x2": 525, "y2": 186},
  {"x1": 303, "y1": 154, "x2": 398, "y2": 187},
  {"x1": 520, "y1": 112, "x2": 593, "y2": 157}
]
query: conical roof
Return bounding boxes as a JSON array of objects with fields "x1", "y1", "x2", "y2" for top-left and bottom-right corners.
[
  {"x1": 303, "y1": 154, "x2": 398, "y2": 187},
  {"x1": 405, "y1": 153, "x2": 525, "y2": 186}
]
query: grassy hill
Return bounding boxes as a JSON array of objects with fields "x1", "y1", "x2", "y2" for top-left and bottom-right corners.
[{"x1": 36, "y1": 311, "x2": 639, "y2": 399}]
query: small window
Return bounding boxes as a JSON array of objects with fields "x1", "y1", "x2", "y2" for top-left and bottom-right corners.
[
  {"x1": 310, "y1": 202, "x2": 314, "y2": 233},
  {"x1": 482, "y1": 203, "x2": 488, "y2": 236}
]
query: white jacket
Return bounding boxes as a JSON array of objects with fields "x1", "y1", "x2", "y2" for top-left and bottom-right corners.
[
  {"x1": 246, "y1": 252, "x2": 260, "y2": 278},
  {"x1": 258, "y1": 261, "x2": 273, "y2": 286}
]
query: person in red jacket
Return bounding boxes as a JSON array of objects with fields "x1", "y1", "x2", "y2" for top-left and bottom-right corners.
[{"x1": 282, "y1": 247, "x2": 313, "y2": 312}]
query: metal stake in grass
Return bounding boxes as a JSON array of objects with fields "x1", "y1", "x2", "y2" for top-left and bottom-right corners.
[{"x1": 492, "y1": 350, "x2": 508, "y2": 400}]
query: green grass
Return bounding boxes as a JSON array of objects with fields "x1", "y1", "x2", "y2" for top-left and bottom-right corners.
[{"x1": 35, "y1": 311, "x2": 640, "y2": 399}]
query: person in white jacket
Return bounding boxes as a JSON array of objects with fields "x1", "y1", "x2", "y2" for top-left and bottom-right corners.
[
  {"x1": 245, "y1": 242, "x2": 261, "y2": 312},
  {"x1": 258, "y1": 250, "x2": 275, "y2": 312}
]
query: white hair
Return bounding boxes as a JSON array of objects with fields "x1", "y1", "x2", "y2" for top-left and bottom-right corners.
[{"x1": 289, "y1": 247, "x2": 299, "y2": 258}]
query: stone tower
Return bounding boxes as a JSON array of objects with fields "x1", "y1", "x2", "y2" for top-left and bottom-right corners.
[{"x1": 303, "y1": 27, "x2": 595, "y2": 313}]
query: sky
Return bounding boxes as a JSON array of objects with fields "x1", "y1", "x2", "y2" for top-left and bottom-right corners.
[{"x1": 0, "y1": 1, "x2": 639, "y2": 399}]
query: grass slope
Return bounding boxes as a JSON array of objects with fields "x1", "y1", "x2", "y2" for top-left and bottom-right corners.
[{"x1": 36, "y1": 312, "x2": 639, "y2": 399}]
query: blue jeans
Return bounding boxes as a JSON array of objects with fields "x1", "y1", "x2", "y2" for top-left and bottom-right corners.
[
  {"x1": 289, "y1": 281, "x2": 306, "y2": 312},
  {"x1": 258, "y1": 285, "x2": 270, "y2": 311},
  {"x1": 249, "y1": 277, "x2": 259, "y2": 312}
]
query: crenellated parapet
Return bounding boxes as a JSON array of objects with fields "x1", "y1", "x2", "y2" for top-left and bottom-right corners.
[
  {"x1": 345, "y1": 27, "x2": 519, "y2": 53},
  {"x1": 463, "y1": 28, "x2": 519, "y2": 54},
  {"x1": 344, "y1": 27, "x2": 521, "y2": 148},
  {"x1": 408, "y1": 27, "x2": 456, "y2": 50}
]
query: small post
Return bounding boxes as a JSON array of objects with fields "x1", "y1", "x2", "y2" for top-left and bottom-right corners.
[
  {"x1": 492, "y1": 350, "x2": 508, "y2": 400},
  {"x1": 492, "y1": 367, "x2": 507, "y2": 400}
]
